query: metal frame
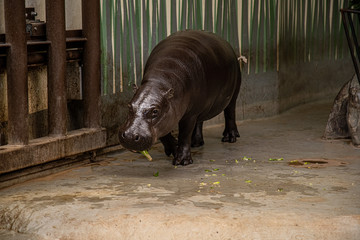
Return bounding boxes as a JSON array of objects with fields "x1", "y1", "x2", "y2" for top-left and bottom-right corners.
[
  {"x1": 0, "y1": 0, "x2": 106, "y2": 174},
  {"x1": 341, "y1": 8, "x2": 360, "y2": 84}
]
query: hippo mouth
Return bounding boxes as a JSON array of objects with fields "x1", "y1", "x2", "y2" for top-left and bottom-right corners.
[{"x1": 118, "y1": 131, "x2": 154, "y2": 152}]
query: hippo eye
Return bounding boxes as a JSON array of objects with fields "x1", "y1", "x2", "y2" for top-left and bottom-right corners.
[{"x1": 151, "y1": 108, "x2": 159, "y2": 118}]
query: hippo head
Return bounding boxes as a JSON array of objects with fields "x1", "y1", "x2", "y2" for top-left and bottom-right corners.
[{"x1": 118, "y1": 85, "x2": 175, "y2": 152}]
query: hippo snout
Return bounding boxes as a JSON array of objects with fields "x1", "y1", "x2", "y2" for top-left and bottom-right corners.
[{"x1": 118, "y1": 127, "x2": 154, "y2": 151}]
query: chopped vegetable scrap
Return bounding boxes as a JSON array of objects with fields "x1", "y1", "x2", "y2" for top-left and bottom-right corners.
[
  {"x1": 198, "y1": 167, "x2": 225, "y2": 193},
  {"x1": 269, "y1": 157, "x2": 284, "y2": 161},
  {"x1": 289, "y1": 160, "x2": 303, "y2": 166},
  {"x1": 140, "y1": 150, "x2": 152, "y2": 161},
  {"x1": 153, "y1": 171, "x2": 159, "y2": 177},
  {"x1": 245, "y1": 180, "x2": 252, "y2": 183}
]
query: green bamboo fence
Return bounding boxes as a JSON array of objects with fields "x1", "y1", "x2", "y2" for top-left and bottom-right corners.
[{"x1": 100, "y1": 0, "x2": 353, "y2": 95}]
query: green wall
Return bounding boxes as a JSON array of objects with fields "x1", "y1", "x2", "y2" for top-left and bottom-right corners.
[
  {"x1": 100, "y1": 0, "x2": 352, "y2": 95},
  {"x1": 99, "y1": 0, "x2": 358, "y2": 145}
]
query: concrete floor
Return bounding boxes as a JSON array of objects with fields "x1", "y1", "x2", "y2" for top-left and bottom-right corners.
[{"x1": 0, "y1": 100, "x2": 359, "y2": 240}]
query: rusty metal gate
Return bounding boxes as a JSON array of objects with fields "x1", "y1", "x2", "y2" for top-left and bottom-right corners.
[{"x1": 0, "y1": 0, "x2": 106, "y2": 177}]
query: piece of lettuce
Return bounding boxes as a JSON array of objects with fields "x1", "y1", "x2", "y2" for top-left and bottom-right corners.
[{"x1": 140, "y1": 150, "x2": 152, "y2": 161}]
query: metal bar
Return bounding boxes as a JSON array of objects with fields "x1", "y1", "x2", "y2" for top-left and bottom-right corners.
[
  {"x1": 341, "y1": 10, "x2": 360, "y2": 84},
  {"x1": 1, "y1": 50, "x2": 82, "y2": 68},
  {"x1": 347, "y1": 13, "x2": 360, "y2": 66},
  {"x1": 46, "y1": 0, "x2": 67, "y2": 136},
  {"x1": 341, "y1": 8, "x2": 360, "y2": 14},
  {"x1": 4, "y1": 0, "x2": 29, "y2": 145},
  {"x1": 82, "y1": 0, "x2": 101, "y2": 128}
]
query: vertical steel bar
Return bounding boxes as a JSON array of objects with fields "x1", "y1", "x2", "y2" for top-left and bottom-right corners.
[
  {"x1": 4, "y1": 0, "x2": 29, "y2": 145},
  {"x1": 46, "y1": 0, "x2": 67, "y2": 136},
  {"x1": 347, "y1": 13, "x2": 360, "y2": 65},
  {"x1": 341, "y1": 10, "x2": 360, "y2": 84},
  {"x1": 82, "y1": 0, "x2": 101, "y2": 128}
]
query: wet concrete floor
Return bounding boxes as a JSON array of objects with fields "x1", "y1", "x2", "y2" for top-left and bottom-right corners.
[{"x1": 0, "y1": 100, "x2": 359, "y2": 240}]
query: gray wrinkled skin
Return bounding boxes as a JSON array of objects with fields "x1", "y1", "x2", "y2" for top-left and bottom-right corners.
[
  {"x1": 324, "y1": 74, "x2": 360, "y2": 147},
  {"x1": 347, "y1": 85, "x2": 360, "y2": 146},
  {"x1": 119, "y1": 30, "x2": 241, "y2": 165}
]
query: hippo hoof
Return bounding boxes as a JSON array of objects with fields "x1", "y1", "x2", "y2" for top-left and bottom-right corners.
[
  {"x1": 191, "y1": 138, "x2": 204, "y2": 148},
  {"x1": 173, "y1": 157, "x2": 193, "y2": 166},
  {"x1": 222, "y1": 130, "x2": 240, "y2": 143}
]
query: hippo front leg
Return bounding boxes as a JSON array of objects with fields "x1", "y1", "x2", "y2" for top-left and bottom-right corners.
[{"x1": 173, "y1": 117, "x2": 197, "y2": 166}]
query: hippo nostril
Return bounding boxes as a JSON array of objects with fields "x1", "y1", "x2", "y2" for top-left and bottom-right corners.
[
  {"x1": 135, "y1": 135, "x2": 140, "y2": 142},
  {"x1": 121, "y1": 132, "x2": 126, "y2": 139}
]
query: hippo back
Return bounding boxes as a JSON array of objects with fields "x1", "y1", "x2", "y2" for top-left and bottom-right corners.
[{"x1": 142, "y1": 30, "x2": 241, "y2": 121}]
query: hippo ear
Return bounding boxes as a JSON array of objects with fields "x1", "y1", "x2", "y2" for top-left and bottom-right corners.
[
  {"x1": 164, "y1": 88, "x2": 174, "y2": 99},
  {"x1": 132, "y1": 84, "x2": 138, "y2": 93}
]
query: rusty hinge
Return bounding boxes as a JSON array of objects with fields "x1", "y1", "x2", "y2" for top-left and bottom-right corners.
[{"x1": 25, "y1": 7, "x2": 46, "y2": 40}]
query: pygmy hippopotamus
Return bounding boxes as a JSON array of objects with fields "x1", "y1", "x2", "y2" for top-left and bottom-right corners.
[{"x1": 119, "y1": 30, "x2": 241, "y2": 165}]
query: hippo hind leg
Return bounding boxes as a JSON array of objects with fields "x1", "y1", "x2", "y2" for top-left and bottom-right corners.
[
  {"x1": 191, "y1": 121, "x2": 204, "y2": 147},
  {"x1": 222, "y1": 102, "x2": 240, "y2": 142},
  {"x1": 222, "y1": 78, "x2": 241, "y2": 143}
]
